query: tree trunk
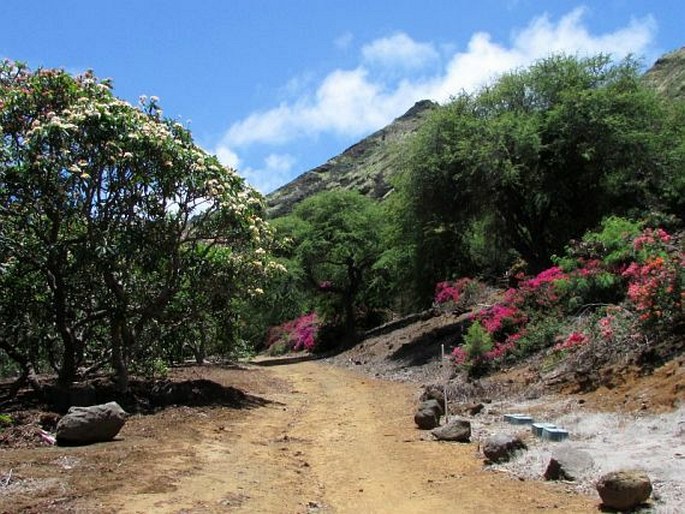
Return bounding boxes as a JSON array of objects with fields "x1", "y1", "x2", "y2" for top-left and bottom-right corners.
[
  {"x1": 48, "y1": 269, "x2": 78, "y2": 386},
  {"x1": 110, "y1": 318, "x2": 129, "y2": 393}
]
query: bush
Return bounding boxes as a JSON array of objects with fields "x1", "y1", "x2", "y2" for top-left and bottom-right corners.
[
  {"x1": 265, "y1": 313, "x2": 320, "y2": 353},
  {"x1": 434, "y1": 278, "x2": 485, "y2": 312},
  {"x1": 516, "y1": 316, "x2": 565, "y2": 356}
]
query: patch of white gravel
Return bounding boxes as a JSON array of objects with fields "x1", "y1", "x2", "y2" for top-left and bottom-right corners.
[{"x1": 464, "y1": 398, "x2": 684, "y2": 513}]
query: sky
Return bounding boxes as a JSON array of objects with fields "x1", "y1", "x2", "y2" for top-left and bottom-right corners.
[{"x1": 1, "y1": 1, "x2": 682, "y2": 193}]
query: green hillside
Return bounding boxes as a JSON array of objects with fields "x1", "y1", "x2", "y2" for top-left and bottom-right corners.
[{"x1": 267, "y1": 49, "x2": 685, "y2": 217}]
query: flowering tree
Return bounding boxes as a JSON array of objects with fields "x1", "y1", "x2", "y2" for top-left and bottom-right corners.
[{"x1": 0, "y1": 62, "x2": 276, "y2": 390}]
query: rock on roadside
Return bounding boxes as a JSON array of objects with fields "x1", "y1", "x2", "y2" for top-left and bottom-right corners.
[
  {"x1": 483, "y1": 434, "x2": 527, "y2": 463},
  {"x1": 414, "y1": 399, "x2": 443, "y2": 430},
  {"x1": 544, "y1": 446, "x2": 594, "y2": 481},
  {"x1": 431, "y1": 418, "x2": 471, "y2": 442},
  {"x1": 596, "y1": 470, "x2": 652, "y2": 511},
  {"x1": 415, "y1": 408, "x2": 439, "y2": 429},
  {"x1": 56, "y1": 401, "x2": 127, "y2": 446}
]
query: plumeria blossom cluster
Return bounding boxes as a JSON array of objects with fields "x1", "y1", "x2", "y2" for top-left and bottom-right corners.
[
  {"x1": 1, "y1": 61, "x2": 281, "y2": 378},
  {"x1": 266, "y1": 313, "x2": 320, "y2": 352}
]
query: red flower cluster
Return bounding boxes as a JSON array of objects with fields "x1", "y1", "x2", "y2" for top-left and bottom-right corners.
[
  {"x1": 598, "y1": 315, "x2": 615, "y2": 341},
  {"x1": 553, "y1": 331, "x2": 588, "y2": 352},
  {"x1": 633, "y1": 227, "x2": 671, "y2": 251},
  {"x1": 519, "y1": 266, "x2": 568, "y2": 290},
  {"x1": 623, "y1": 255, "x2": 682, "y2": 322}
]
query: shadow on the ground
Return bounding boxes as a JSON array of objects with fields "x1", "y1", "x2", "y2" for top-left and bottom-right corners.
[
  {"x1": 388, "y1": 317, "x2": 468, "y2": 367},
  {"x1": 2, "y1": 377, "x2": 272, "y2": 415},
  {"x1": 250, "y1": 353, "x2": 327, "y2": 367}
]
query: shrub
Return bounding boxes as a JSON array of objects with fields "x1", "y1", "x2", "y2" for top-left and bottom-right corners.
[
  {"x1": 515, "y1": 316, "x2": 565, "y2": 356},
  {"x1": 265, "y1": 312, "x2": 320, "y2": 353},
  {"x1": 452, "y1": 322, "x2": 493, "y2": 376},
  {"x1": 434, "y1": 278, "x2": 484, "y2": 311},
  {"x1": 0, "y1": 414, "x2": 13, "y2": 428},
  {"x1": 623, "y1": 252, "x2": 684, "y2": 327},
  {"x1": 448, "y1": 221, "x2": 683, "y2": 374}
]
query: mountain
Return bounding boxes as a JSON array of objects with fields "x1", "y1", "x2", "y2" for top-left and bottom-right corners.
[
  {"x1": 643, "y1": 46, "x2": 685, "y2": 100},
  {"x1": 265, "y1": 100, "x2": 437, "y2": 218},
  {"x1": 266, "y1": 48, "x2": 685, "y2": 218}
]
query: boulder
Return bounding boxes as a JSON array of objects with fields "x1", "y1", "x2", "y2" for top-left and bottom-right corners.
[
  {"x1": 544, "y1": 447, "x2": 594, "y2": 481},
  {"x1": 420, "y1": 399, "x2": 444, "y2": 416},
  {"x1": 431, "y1": 418, "x2": 471, "y2": 442},
  {"x1": 414, "y1": 408, "x2": 439, "y2": 430},
  {"x1": 56, "y1": 401, "x2": 127, "y2": 446},
  {"x1": 419, "y1": 386, "x2": 446, "y2": 412},
  {"x1": 483, "y1": 434, "x2": 527, "y2": 463},
  {"x1": 596, "y1": 470, "x2": 652, "y2": 511}
]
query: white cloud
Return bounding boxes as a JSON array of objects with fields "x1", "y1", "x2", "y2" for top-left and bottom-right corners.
[
  {"x1": 361, "y1": 32, "x2": 439, "y2": 71},
  {"x1": 214, "y1": 144, "x2": 296, "y2": 193},
  {"x1": 264, "y1": 153, "x2": 295, "y2": 173},
  {"x1": 238, "y1": 153, "x2": 297, "y2": 194},
  {"x1": 220, "y1": 9, "x2": 657, "y2": 151},
  {"x1": 215, "y1": 145, "x2": 241, "y2": 169}
]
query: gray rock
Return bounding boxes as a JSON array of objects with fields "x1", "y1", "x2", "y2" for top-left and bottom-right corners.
[
  {"x1": 483, "y1": 434, "x2": 527, "y2": 463},
  {"x1": 420, "y1": 399, "x2": 444, "y2": 416},
  {"x1": 431, "y1": 418, "x2": 471, "y2": 442},
  {"x1": 419, "y1": 386, "x2": 446, "y2": 412},
  {"x1": 596, "y1": 470, "x2": 652, "y2": 511},
  {"x1": 56, "y1": 401, "x2": 127, "y2": 445},
  {"x1": 414, "y1": 408, "x2": 439, "y2": 430},
  {"x1": 544, "y1": 447, "x2": 594, "y2": 481}
]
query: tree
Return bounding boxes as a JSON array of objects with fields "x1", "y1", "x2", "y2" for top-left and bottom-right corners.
[
  {"x1": 395, "y1": 54, "x2": 681, "y2": 304},
  {"x1": 0, "y1": 61, "x2": 275, "y2": 391},
  {"x1": 278, "y1": 190, "x2": 387, "y2": 339}
]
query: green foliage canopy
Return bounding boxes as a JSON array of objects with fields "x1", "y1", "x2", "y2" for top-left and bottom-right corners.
[
  {"x1": 275, "y1": 190, "x2": 387, "y2": 338},
  {"x1": 393, "y1": 54, "x2": 684, "y2": 303}
]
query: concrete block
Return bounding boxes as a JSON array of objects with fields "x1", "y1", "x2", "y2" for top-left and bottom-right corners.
[
  {"x1": 532, "y1": 422, "x2": 557, "y2": 437},
  {"x1": 542, "y1": 427, "x2": 569, "y2": 441},
  {"x1": 504, "y1": 413, "x2": 534, "y2": 425}
]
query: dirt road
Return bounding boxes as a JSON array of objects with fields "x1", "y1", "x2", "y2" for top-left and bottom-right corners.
[{"x1": 85, "y1": 360, "x2": 594, "y2": 513}]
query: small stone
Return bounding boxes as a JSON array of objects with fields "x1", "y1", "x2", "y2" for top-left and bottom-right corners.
[{"x1": 467, "y1": 403, "x2": 484, "y2": 416}]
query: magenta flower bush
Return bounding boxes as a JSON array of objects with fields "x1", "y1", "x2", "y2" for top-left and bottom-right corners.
[
  {"x1": 435, "y1": 280, "x2": 466, "y2": 304},
  {"x1": 266, "y1": 312, "x2": 320, "y2": 353},
  {"x1": 434, "y1": 277, "x2": 484, "y2": 312},
  {"x1": 449, "y1": 221, "x2": 683, "y2": 375}
]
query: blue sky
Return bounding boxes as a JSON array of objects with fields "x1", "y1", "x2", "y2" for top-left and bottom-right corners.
[{"x1": 1, "y1": 1, "x2": 682, "y2": 193}]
